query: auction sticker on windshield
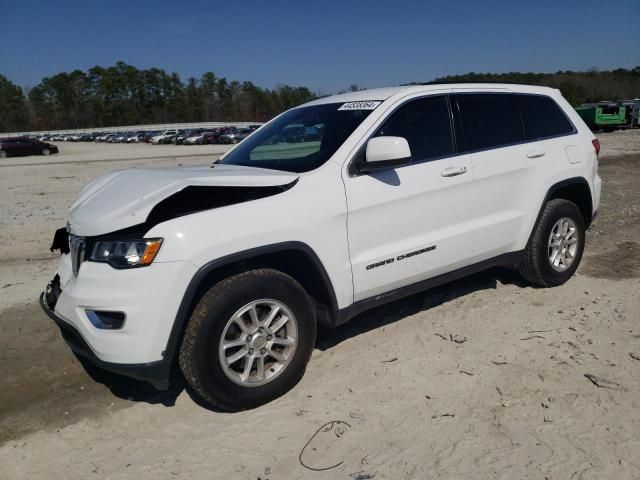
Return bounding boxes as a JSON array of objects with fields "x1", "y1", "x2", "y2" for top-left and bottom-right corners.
[{"x1": 338, "y1": 101, "x2": 382, "y2": 111}]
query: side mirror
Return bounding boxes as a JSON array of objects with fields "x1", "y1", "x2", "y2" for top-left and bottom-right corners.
[{"x1": 359, "y1": 136, "x2": 411, "y2": 173}]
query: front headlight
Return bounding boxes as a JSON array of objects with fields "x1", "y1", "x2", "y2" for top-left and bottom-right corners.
[{"x1": 90, "y1": 238, "x2": 163, "y2": 268}]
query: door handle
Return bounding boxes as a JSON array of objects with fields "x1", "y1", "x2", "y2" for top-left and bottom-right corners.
[
  {"x1": 526, "y1": 150, "x2": 546, "y2": 159},
  {"x1": 441, "y1": 166, "x2": 467, "y2": 177}
]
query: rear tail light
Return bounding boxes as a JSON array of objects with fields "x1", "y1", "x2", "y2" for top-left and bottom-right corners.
[{"x1": 592, "y1": 139, "x2": 600, "y2": 156}]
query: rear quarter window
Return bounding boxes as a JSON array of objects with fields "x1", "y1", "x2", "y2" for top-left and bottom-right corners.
[
  {"x1": 515, "y1": 94, "x2": 575, "y2": 140},
  {"x1": 457, "y1": 93, "x2": 524, "y2": 151}
]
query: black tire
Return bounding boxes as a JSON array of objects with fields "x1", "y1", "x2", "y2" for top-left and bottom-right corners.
[
  {"x1": 42, "y1": 148, "x2": 50, "y2": 156},
  {"x1": 179, "y1": 268, "x2": 316, "y2": 410},
  {"x1": 0, "y1": 150, "x2": 7, "y2": 159},
  {"x1": 519, "y1": 199, "x2": 585, "y2": 287}
]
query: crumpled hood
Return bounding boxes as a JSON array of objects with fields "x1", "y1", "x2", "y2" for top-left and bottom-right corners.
[{"x1": 68, "y1": 164, "x2": 298, "y2": 236}]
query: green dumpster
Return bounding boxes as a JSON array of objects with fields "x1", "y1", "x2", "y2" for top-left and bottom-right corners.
[{"x1": 575, "y1": 104, "x2": 627, "y2": 132}]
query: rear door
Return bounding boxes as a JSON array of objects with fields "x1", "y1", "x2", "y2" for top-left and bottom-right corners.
[
  {"x1": 26, "y1": 139, "x2": 41, "y2": 155},
  {"x1": 344, "y1": 94, "x2": 474, "y2": 301},
  {"x1": 13, "y1": 139, "x2": 30, "y2": 156},
  {"x1": 453, "y1": 91, "x2": 553, "y2": 261}
]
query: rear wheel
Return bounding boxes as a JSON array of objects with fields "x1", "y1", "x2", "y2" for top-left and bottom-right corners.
[
  {"x1": 0, "y1": 150, "x2": 6, "y2": 158},
  {"x1": 519, "y1": 199, "x2": 585, "y2": 287},
  {"x1": 179, "y1": 269, "x2": 316, "y2": 410}
]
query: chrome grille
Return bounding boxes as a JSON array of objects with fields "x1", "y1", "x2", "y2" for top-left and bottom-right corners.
[{"x1": 69, "y1": 234, "x2": 87, "y2": 276}]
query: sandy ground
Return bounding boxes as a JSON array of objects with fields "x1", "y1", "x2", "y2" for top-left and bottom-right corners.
[{"x1": 1, "y1": 133, "x2": 639, "y2": 479}]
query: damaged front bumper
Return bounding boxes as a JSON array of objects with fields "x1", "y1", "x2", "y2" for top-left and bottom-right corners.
[
  {"x1": 40, "y1": 283, "x2": 171, "y2": 390},
  {"x1": 40, "y1": 244, "x2": 198, "y2": 390}
]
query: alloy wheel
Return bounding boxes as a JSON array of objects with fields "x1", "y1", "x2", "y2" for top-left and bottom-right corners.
[
  {"x1": 548, "y1": 217, "x2": 579, "y2": 272},
  {"x1": 218, "y1": 299, "x2": 298, "y2": 387}
]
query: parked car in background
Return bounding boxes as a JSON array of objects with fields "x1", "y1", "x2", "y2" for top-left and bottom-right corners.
[
  {"x1": 95, "y1": 132, "x2": 111, "y2": 142},
  {"x1": 184, "y1": 129, "x2": 218, "y2": 145},
  {"x1": 142, "y1": 131, "x2": 159, "y2": 143},
  {"x1": 23, "y1": 126, "x2": 261, "y2": 147},
  {"x1": 127, "y1": 133, "x2": 147, "y2": 143},
  {"x1": 184, "y1": 132, "x2": 200, "y2": 145},
  {"x1": 218, "y1": 128, "x2": 241, "y2": 144},
  {"x1": 219, "y1": 127, "x2": 253, "y2": 144},
  {"x1": 238, "y1": 128, "x2": 254, "y2": 140},
  {"x1": 151, "y1": 129, "x2": 179, "y2": 144},
  {"x1": 0, "y1": 137, "x2": 59, "y2": 158},
  {"x1": 175, "y1": 129, "x2": 204, "y2": 145}
]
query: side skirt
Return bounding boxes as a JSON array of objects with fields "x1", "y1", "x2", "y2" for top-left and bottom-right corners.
[{"x1": 331, "y1": 251, "x2": 524, "y2": 327}]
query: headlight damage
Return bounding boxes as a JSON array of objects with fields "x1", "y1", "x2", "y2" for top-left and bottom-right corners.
[
  {"x1": 90, "y1": 238, "x2": 163, "y2": 268},
  {"x1": 49, "y1": 227, "x2": 163, "y2": 271}
]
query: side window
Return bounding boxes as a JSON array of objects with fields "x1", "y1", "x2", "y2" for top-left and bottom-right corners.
[
  {"x1": 375, "y1": 96, "x2": 454, "y2": 162},
  {"x1": 515, "y1": 94, "x2": 575, "y2": 140},
  {"x1": 458, "y1": 93, "x2": 524, "y2": 151}
]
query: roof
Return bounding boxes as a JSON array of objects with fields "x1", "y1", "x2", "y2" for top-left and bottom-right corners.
[
  {"x1": 303, "y1": 83, "x2": 559, "y2": 107},
  {"x1": 0, "y1": 136, "x2": 27, "y2": 142},
  {"x1": 303, "y1": 87, "x2": 414, "y2": 106}
]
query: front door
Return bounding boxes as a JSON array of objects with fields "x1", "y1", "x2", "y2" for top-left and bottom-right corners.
[{"x1": 344, "y1": 94, "x2": 475, "y2": 302}]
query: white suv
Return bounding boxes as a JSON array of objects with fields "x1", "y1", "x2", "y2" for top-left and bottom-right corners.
[{"x1": 42, "y1": 84, "x2": 602, "y2": 410}]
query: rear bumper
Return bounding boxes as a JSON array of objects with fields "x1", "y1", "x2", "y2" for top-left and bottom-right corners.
[{"x1": 40, "y1": 292, "x2": 171, "y2": 390}]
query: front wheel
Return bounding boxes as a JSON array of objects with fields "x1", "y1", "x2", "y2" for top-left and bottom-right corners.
[
  {"x1": 179, "y1": 269, "x2": 316, "y2": 410},
  {"x1": 0, "y1": 150, "x2": 6, "y2": 158},
  {"x1": 519, "y1": 199, "x2": 586, "y2": 287},
  {"x1": 42, "y1": 148, "x2": 51, "y2": 156}
]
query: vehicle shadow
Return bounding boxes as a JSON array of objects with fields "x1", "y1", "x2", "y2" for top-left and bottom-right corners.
[
  {"x1": 71, "y1": 267, "x2": 527, "y2": 411},
  {"x1": 316, "y1": 267, "x2": 528, "y2": 351},
  {"x1": 76, "y1": 353, "x2": 233, "y2": 412},
  {"x1": 76, "y1": 356, "x2": 185, "y2": 407}
]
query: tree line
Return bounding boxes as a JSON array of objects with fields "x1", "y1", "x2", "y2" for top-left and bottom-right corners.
[
  {"x1": 429, "y1": 67, "x2": 640, "y2": 106},
  {"x1": 1, "y1": 64, "x2": 639, "y2": 133},
  {"x1": 0, "y1": 62, "x2": 316, "y2": 132}
]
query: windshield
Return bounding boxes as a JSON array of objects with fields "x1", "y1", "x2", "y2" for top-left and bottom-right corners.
[{"x1": 220, "y1": 102, "x2": 375, "y2": 172}]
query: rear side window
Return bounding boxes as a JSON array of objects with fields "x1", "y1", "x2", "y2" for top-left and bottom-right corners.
[
  {"x1": 515, "y1": 94, "x2": 575, "y2": 140},
  {"x1": 375, "y1": 96, "x2": 454, "y2": 162},
  {"x1": 457, "y1": 93, "x2": 524, "y2": 151}
]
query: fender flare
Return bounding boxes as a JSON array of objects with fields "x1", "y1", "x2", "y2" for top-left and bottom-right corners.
[
  {"x1": 527, "y1": 176, "x2": 593, "y2": 247},
  {"x1": 161, "y1": 241, "x2": 338, "y2": 367}
]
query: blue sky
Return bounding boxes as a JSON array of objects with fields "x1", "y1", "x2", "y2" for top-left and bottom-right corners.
[{"x1": 1, "y1": 0, "x2": 638, "y2": 93}]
